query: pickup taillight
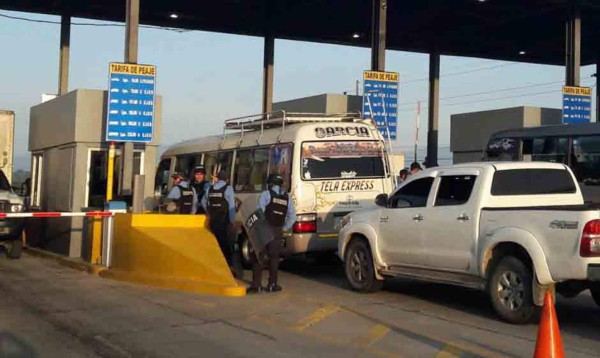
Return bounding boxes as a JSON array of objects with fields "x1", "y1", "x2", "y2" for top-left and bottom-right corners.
[
  {"x1": 293, "y1": 214, "x2": 317, "y2": 234},
  {"x1": 580, "y1": 219, "x2": 600, "y2": 257}
]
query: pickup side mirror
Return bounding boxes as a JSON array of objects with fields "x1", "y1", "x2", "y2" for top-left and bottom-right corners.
[{"x1": 375, "y1": 193, "x2": 388, "y2": 207}]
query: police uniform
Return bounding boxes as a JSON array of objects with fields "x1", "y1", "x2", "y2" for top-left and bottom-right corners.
[
  {"x1": 201, "y1": 169, "x2": 239, "y2": 276},
  {"x1": 190, "y1": 166, "x2": 209, "y2": 214},
  {"x1": 248, "y1": 174, "x2": 296, "y2": 293},
  {"x1": 166, "y1": 172, "x2": 197, "y2": 214}
]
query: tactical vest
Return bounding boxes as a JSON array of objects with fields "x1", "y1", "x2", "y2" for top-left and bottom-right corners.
[
  {"x1": 265, "y1": 189, "x2": 289, "y2": 227},
  {"x1": 207, "y1": 185, "x2": 229, "y2": 221},
  {"x1": 191, "y1": 180, "x2": 207, "y2": 203},
  {"x1": 177, "y1": 185, "x2": 195, "y2": 214}
]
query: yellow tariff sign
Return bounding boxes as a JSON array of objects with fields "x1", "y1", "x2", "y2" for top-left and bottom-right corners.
[
  {"x1": 109, "y1": 63, "x2": 156, "y2": 76},
  {"x1": 562, "y1": 86, "x2": 592, "y2": 96},
  {"x1": 363, "y1": 71, "x2": 399, "y2": 82}
]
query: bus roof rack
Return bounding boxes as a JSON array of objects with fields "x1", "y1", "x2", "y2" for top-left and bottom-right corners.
[{"x1": 223, "y1": 111, "x2": 364, "y2": 131}]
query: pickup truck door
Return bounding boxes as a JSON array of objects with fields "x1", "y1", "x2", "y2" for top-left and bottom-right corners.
[
  {"x1": 422, "y1": 170, "x2": 480, "y2": 271},
  {"x1": 378, "y1": 177, "x2": 435, "y2": 266}
]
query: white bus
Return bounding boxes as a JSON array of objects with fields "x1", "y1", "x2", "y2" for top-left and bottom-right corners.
[{"x1": 156, "y1": 112, "x2": 395, "y2": 264}]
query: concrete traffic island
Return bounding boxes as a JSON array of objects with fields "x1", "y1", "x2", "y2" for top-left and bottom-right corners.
[{"x1": 100, "y1": 213, "x2": 246, "y2": 297}]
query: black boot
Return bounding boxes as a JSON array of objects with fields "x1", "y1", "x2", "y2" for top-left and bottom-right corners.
[{"x1": 265, "y1": 283, "x2": 282, "y2": 293}]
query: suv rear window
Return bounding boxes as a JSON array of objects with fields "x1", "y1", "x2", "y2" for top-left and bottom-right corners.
[{"x1": 491, "y1": 169, "x2": 576, "y2": 196}]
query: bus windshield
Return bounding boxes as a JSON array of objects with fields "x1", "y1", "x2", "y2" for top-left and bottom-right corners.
[{"x1": 301, "y1": 141, "x2": 385, "y2": 180}]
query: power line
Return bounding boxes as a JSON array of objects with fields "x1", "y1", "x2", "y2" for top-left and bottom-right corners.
[
  {"x1": 401, "y1": 62, "x2": 519, "y2": 84},
  {"x1": 397, "y1": 80, "x2": 565, "y2": 107},
  {"x1": 0, "y1": 12, "x2": 188, "y2": 32},
  {"x1": 397, "y1": 80, "x2": 595, "y2": 112}
]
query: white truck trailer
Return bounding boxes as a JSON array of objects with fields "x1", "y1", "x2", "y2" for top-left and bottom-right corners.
[{"x1": 0, "y1": 110, "x2": 15, "y2": 184}]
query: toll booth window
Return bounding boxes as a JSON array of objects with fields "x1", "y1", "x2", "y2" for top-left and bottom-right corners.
[
  {"x1": 31, "y1": 153, "x2": 43, "y2": 207},
  {"x1": 154, "y1": 159, "x2": 172, "y2": 195},
  {"x1": 88, "y1": 150, "x2": 119, "y2": 208},
  {"x1": 204, "y1": 151, "x2": 233, "y2": 183},
  {"x1": 234, "y1": 148, "x2": 269, "y2": 192},
  {"x1": 269, "y1": 144, "x2": 292, "y2": 191}
]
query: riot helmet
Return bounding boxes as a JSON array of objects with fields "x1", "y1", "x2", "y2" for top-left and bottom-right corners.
[{"x1": 267, "y1": 173, "x2": 284, "y2": 186}]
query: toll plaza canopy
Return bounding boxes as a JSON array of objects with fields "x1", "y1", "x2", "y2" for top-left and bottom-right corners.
[{"x1": 1, "y1": 0, "x2": 599, "y2": 66}]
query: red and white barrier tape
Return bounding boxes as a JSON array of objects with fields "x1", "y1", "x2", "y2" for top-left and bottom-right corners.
[{"x1": 0, "y1": 211, "x2": 114, "y2": 219}]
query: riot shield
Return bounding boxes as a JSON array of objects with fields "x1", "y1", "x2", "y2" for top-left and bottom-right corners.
[{"x1": 242, "y1": 208, "x2": 275, "y2": 265}]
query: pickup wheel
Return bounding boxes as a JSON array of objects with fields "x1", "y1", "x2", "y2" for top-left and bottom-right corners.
[
  {"x1": 591, "y1": 288, "x2": 600, "y2": 308},
  {"x1": 344, "y1": 238, "x2": 383, "y2": 293},
  {"x1": 6, "y1": 239, "x2": 23, "y2": 260},
  {"x1": 488, "y1": 256, "x2": 538, "y2": 324}
]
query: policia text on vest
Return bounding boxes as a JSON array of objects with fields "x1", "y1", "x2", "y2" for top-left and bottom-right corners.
[{"x1": 248, "y1": 174, "x2": 296, "y2": 294}]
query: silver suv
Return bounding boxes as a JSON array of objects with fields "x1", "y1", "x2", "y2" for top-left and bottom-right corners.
[{"x1": 0, "y1": 169, "x2": 24, "y2": 259}]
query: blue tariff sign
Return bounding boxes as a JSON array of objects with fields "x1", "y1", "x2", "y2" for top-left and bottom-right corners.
[
  {"x1": 106, "y1": 63, "x2": 156, "y2": 142},
  {"x1": 563, "y1": 86, "x2": 592, "y2": 124},
  {"x1": 362, "y1": 71, "x2": 399, "y2": 140}
]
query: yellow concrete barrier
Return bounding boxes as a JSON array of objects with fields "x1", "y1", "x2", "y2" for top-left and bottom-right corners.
[{"x1": 99, "y1": 214, "x2": 246, "y2": 297}]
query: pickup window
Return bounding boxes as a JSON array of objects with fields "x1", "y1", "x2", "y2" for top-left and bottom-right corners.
[
  {"x1": 491, "y1": 169, "x2": 576, "y2": 196},
  {"x1": 389, "y1": 177, "x2": 434, "y2": 208},
  {"x1": 435, "y1": 175, "x2": 477, "y2": 206}
]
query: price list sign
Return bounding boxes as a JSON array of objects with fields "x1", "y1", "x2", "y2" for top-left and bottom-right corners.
[
  {"x1": 562, "y1": 86, "x2": 592, "y2": 124},
  {"x1": 362, "y1": 71, "x2": 399, "y2": 140},
  {"x1": 106, "y1": 63, "x2": 156, "y2": 142}
]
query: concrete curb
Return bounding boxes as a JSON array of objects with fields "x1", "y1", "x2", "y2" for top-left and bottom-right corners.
[{"x1": 24, "y1": 247, "x2": 108, "y2": 275}]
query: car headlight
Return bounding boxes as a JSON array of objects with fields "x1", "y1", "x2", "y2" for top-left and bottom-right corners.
[
  {"x1": 10, "y1": 204, "x2": 23, "y2": 213},
  {"x1": 339, "y1": 214, "x2": 352, "y2": 230}
]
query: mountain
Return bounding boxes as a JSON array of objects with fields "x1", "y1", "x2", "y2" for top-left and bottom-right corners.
[{"x1": 13, "y1": 153, "x2": 31, "y2": 171}]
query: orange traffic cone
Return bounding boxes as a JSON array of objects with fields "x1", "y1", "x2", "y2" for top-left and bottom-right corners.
[{"x1": 534, "y1": 291, "x2": 564, "y2": 358}]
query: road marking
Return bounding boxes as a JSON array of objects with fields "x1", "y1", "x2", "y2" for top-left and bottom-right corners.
[
  {"x1": 356, "y1": 324, "x2": 391, "y2": 347},
  {"x1": 435, "y1": 343, "x2": 463, "y2": 358},
  {"x1": 293, "y1": 305, "x2": 339, "y2": 331}
]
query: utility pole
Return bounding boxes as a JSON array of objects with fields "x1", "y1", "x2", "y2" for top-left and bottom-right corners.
[{"x1": 414, "y1": 101, "x2": 421, "y2": 163}]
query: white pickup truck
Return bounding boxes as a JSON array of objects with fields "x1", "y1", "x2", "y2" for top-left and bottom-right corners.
[{"x1": 338, "y1": 162, "x2": 600, "y2": 324}]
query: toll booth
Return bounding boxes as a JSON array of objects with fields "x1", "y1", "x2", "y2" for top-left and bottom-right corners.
[
  {"x1": 274, "y1": 93, "x2": 362, "y2": 114},
  {"x1": 450, "y1": 106, "x2": 562, "y2": 164},
  {"x1": 27, "y1": 89, "x2": 162, "y2": 257}
]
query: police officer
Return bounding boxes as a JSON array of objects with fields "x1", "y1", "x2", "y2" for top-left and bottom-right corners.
[
  {"x1": 190, "y1": 165, "x2": 210, "y2": 214},
  {"x1": 247, "y1": 173, "x2": 296, "y2": 293},
  {"x1": 166, "y1": 171, "x2": 197, "y2": 214},
  {"x1": 201, "y1": 166, "x2": 242, "y2": 277}
]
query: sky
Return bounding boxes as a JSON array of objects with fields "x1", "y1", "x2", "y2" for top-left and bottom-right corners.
[{"x1": 0, "y1": 10, "x2": 597, "y2": 170}]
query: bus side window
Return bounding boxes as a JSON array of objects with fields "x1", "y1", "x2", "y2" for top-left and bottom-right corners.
[
  {"x1": 175, "y1": 154, "x2": 201, "y2": 180},
  {"x1": 234, "y1": 148, "x2": 269, "y2": 192},
  {"x1": 269, "y1": 144, "x2": 292, "y2": 191},
  {"x1": 204, "y1": 151, "x2": 233, "y2": 183},
  {"x1": 155, "y1": 158, "x2": 172, "y2": 195}
]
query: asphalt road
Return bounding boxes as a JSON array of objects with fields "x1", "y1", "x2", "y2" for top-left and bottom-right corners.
[{"x1": 0, "y1": 254, "x2": 598, "y2": 358}]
